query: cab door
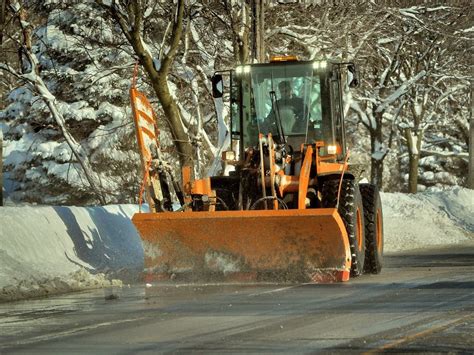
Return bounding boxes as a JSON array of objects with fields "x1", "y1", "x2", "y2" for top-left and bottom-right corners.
[{"x1": 329, "y1": 68, "x2": 346, "y2": 159}]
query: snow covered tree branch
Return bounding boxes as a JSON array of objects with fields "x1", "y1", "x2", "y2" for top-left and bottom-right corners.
[
  {"x1": 101, "y1": 0, "x2": 195, "y2": 170},
  {"x1": 1, "y1": 1, "x2": 471, "y2": 203},
  {"x1": 1, "y1": 1, "x2": 107, "y2": 204},
  {"x1": 396, "y1": 4, "x2": 471, "y2": 193}
]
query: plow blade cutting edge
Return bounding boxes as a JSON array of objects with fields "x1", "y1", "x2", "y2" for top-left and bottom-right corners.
[{"x1": 132, "y1": 208, "x2": 352, "y2": 283}]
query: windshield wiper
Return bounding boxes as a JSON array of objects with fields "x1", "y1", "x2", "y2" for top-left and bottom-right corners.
[{"x1": 269, "y1": 91, "x2": 287, "y2": 146}]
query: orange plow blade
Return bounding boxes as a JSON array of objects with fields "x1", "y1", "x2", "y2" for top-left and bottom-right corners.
[{"x1": 132, "y1": 208, "x2": 351, "y2": 283}]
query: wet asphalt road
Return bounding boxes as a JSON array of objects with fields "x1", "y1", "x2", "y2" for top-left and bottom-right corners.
[{"x1": 1, "y1": 244, "x2": 473, "y2": 354}]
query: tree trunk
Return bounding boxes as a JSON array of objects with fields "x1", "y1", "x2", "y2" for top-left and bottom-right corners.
[
  {"x1": 407, "y1": 153, "x2": 419, "y2": 193},
  {"x1": 404, "y1": 128, "x2": 422, "y2": 193},
  {"x1": 119, "y1": 0, "x2": 194, "y2": 169},
  {"x1": 130, "y1": 43, "x2": 194, "y2": 168},
  {"x1": 370, "y1": 155, "x2": 383, "y2": 190},
  {"x1": 230, "y1": 2, "x2": 250, "y2": 64},
  {"x1": 153, "y1": 76, "x2": 194, "y2": 167},
  {"x1": 369, "y1": 124, "x2": 384, "y2": 190},
  {"x1": 43, "y1": 94, "x2": 106, "y2": 204}
]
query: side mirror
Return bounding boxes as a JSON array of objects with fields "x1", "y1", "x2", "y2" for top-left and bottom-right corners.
[
  {"x1": 211, "y1": 74, "x2": 224, "y2": 98},
  {"x1": 347, "y1": 63, "x2": 359, "y2": 88}
]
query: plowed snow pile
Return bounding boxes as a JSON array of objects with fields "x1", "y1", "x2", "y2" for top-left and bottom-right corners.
[
  {"x1": 0, "y1": 188, "x2": 472, "y2": 302},
  {"x1": 381, "y1": 187, "x2": 473, "y2": 251},
  {"x1": 0, "y1": 205, "x2": 144, "y2": 302}
]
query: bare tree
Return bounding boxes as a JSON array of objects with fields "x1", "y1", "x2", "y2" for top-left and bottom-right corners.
[
  {"x1": 397, "y1": 5, "x2": 471, "y2": 192},
  {"x1": 265, "y1": 3, "x2": 471, "y2": 190},
  {"x1": 101, "y1": 0, "x2": 195, "y2": 170},
  {"x1": 101, "y1": 0, "x2": 256, "y2": 178}
]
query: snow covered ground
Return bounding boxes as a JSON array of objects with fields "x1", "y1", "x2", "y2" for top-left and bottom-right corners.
[
  {"x1": 0, "y1": 188, "x2": 473, "y2": 302},
  {"x1": 0, "y1": 205, "x2": 144, "y2": 302},
  {"x1": 382, "y1": 187, "x2": 473, "y2": 252}
]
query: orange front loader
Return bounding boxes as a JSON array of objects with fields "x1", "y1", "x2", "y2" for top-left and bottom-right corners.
[{"x1": 131, "y1": 58, "x2": 384, "y2": 283}]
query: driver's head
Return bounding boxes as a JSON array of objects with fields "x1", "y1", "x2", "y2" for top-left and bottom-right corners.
[{"x1": 278, "y1": 81, "x2": 292, "y2": 98}]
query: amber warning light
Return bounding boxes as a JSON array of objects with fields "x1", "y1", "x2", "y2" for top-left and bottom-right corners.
[{"x1": 270, "y1": 55, "x2": 299, "y2": 62}]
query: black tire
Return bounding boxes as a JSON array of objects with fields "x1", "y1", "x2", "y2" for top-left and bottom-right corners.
[
  {"x1": 321, "y1": 179, "x2": 366, "y2": 277},
  {"x1": 359, "y1": 183, "x2": 384, "y2": 274}
]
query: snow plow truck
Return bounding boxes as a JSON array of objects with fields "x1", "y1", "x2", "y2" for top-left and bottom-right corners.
[{"x1": 130, "y1": 56, "x2": 384, "y2": 283}]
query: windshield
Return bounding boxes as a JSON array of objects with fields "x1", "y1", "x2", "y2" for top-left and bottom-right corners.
[{"x1": 232, "y1": 62, "x2": 332, "y2": 148}]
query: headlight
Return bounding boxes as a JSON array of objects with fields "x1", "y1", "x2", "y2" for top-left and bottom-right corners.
[
  {"x1": 327, "y1": 145, "x2": 337, "y2": 155},
  {"x1": 222, "y1": 150, "x2": 236, "y2": 161},
  {"x1": 235, "y1": 65, "x2": 250, "y2": 75},
  {"x1": 313, "y1": 60, "x2": 328, "y2": 70}
]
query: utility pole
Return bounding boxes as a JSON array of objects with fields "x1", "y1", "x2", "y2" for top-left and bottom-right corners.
[
  {"x1": 0, "y1": 130, "x2": 3, "y2": 206},
  {"x1": 469, "y1": 80, "x2": 473, "y2": 189},
  {"x1": 252, "y1": 0, "x2": 265, "y2": 63}
]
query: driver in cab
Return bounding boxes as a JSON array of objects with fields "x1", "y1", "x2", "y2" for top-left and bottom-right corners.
[{"x1": 261, "y1": 80, "x2": 306, "y2": 136}]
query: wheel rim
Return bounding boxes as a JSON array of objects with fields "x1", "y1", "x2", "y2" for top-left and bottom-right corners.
[
  {"x1": 376, "y1": 209, "x2": 382, "y2": 253},
  {"x1": 356, "y1": 208, "x2": 363, "y2": 251}
]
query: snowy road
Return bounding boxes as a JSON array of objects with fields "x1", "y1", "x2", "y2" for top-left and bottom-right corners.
[{"x1": 1, "y1": 244, "x2": 473, "y2": 354}]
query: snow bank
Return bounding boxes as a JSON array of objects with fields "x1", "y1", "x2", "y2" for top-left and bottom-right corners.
[
  {"x1": 0, "y1": 269, "x2": 123, "y2": 303},
  {"x1": 382, "y1": 187, "x2": 474, "y2": 252},
  {"x1": 0, "y1": 205, "x2": 143, "y2": 302},
  {"x1": 0, "y1": 188, "x2": 472, "y2": 302}
]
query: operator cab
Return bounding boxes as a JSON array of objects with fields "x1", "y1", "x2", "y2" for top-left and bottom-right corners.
[{"x1": 225, "y1": 58, "x2": 356, "y2": 160}]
